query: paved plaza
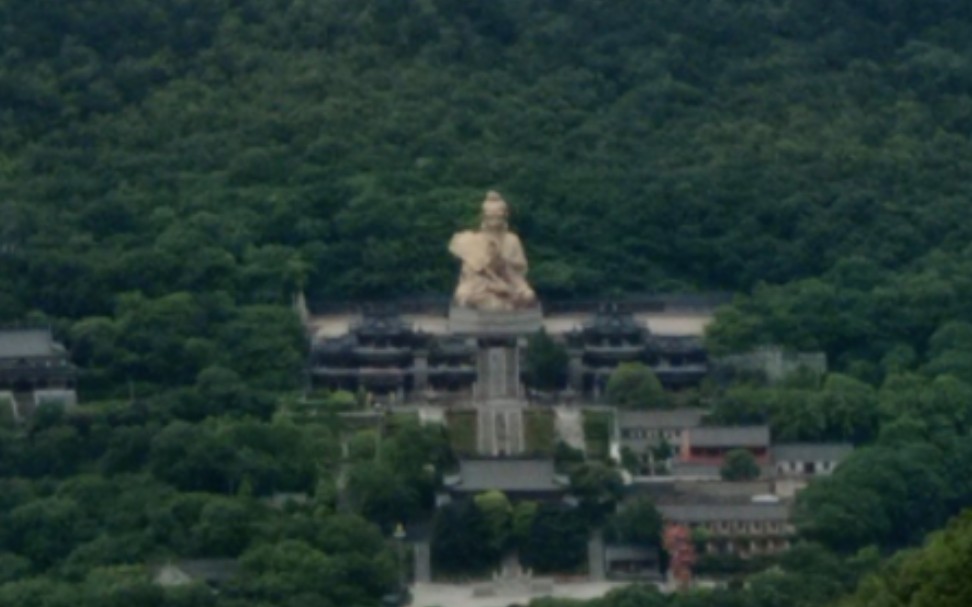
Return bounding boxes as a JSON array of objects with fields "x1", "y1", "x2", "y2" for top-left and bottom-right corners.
[{"x1": 409, "y1": 581, "x2": 641, "y2": 607}]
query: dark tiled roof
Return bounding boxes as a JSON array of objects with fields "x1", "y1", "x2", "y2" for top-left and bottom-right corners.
[
  {"x1": 431, "y1": 336, "x2": 475, "y2": 356},
  {"x1": 658, "y1": 503, "x2": 789, "y2": 523},
  {"x1": 312, "y1": 334, "x2": 357, "y2": 353},
  {"x1": 669, "y1": 462, "x2": 722, "y2": 478},
  {"x1": 669, "y1": 462, "x2": 774, "y2": 480},
  {"x1": 0, "y1": 328, "x2": 62, "y2": 359},
  {"x1": 688, "y1": 426, "x2": 769, "y2": 448},
  {"x1": 448, "y1": 459, "x2": 567, "y2": 493},
  {"x1": 646, "y1": 335, "x2": 705, "y2": 353},
  {"x1": 580, "y1": 305, "x2": 646, "y2": 336},
  {"x1": 658, "y1": 481, "x2": 775, "y2": 505},
  {"x1": 773, "y1": 443, "x2": 853, "y2": 462},
  {"x1": 604, "y1": 545, "x2": 660, "y2": 561},
  {"x1": 352, "y1": 313, "x2": 413, "y2": 337},
  {"x1": 618, "y1": 408, "x2": 707, "y2": 430}
]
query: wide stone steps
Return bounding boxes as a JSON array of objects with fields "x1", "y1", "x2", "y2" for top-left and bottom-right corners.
[{"x1": 555, "y1": 407, "x2": 586, "y2": 453}]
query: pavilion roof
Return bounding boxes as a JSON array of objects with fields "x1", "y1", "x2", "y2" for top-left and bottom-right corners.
[{"x1": 446, "y1": 459, "x2": 568, "y2": 493}]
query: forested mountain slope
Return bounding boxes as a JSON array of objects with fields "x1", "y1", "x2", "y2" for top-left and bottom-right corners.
[{"x1": 3, "y1": 0, "x2": 972, "y2": 317}]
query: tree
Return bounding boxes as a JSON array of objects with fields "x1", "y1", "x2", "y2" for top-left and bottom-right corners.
[
  {"x1": 922, "y1": 317, "x2": 972, "y2": 385},
  {"x1": 112, "y1": 292, "x2": 213, "y2": 386},
  {"x1": 220, "y1": 305, "x2": 306, "y2": 390},
  {"x1": 842, "y1": 510, "x2": 972, "y2": 607},
  {"x1": 7, "y1": 497, "x2": 93, "y2": 568},
  {"x1": 510, "y1": 501, "x2": 538, "y2": 546},
  {"x1": 523, "y1": 329, "x2": 568, "y2": 391},
  {"x1": 0, "y1": 553, "x2": 31, "y2": 585},
  {"x1": 554, "y1": 441, "x2": 586, "y2": 470},
  {"x1": 190, "y1": 498, "x2": 255, "y2": 557},
  {"x1": 568, "y1": 462, "x2": 624, "y2": 524},
  {"x1": 814, "y1": 373, "x2": 880, "y2": 443},
  {"x1": 346, "y1": 462, "x2": 419, "y2": 532},
  {"x1": 605, "y1": 497, "x2": 663, "y2": 545},
  {"x1": 520, "y1": 504, "x2": 587, "y2": 573},
  {"x1": 474, "y1": 490, "x2": 513, "y2": 553},
  {"x1": 382, "y1": 419, "x2": 454, "y2": 507},
  {"x1": 431, "y1": 500, "x2": 497, "y2": 574},
  {"x1": 99, "y1": 425, "x2": 154, "y2": 475},
  {"x1": 720, "y1": 449, "x2": 760, "y2": 481},
  {"x1": 239, "y1": 540, "x2": 387, "y2": 607},
  {"x1": 80, "y1": 564, "x2": 165, "y2": 607},
  {"x1": 0, "y1": 578, "x2": 76, "y2": 607},
  {"x1": 194, "y1": 366, "x2": 260, "y2": 418},
  {"x1": 149, "y1": 422, "x2": 240, "y2": 493},
  {"x1": 61, "y1": 533, "x2": 152, "y2": 580},
  {"x1": 795, "y1": 445, "x2": 951, "y2": 553},
  {"x1": 599, "y1": 584, "x2": 668, "y2": 607},
  {"x1": 606, "y1": 362, "x2": 667, "y2": 409}
]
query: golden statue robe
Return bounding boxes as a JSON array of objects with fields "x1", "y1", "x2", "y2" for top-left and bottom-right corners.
[{"x1": 449, "y1": 230, "x2": 535, "y2": 311}]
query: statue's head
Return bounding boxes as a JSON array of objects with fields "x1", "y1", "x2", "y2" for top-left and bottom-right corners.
[{"x1": 481, "y1": 190, "x2": 508, "y2": 233}]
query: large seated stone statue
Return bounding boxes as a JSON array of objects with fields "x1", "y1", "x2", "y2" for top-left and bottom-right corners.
[{"x1": 449, "y1": 191, "x2": 537, "y2": 312}]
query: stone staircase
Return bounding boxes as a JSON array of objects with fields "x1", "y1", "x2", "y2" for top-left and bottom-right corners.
[
  {"x1": 554, "y1": 407, "x2": 586, "y2": 453},
  {"x1": 475, "y1": 346, "x2": 521, "y2": 401},
  {"x1": 472, "y1": 344, "x2": 529, "y2": 456},
  {"x1": 477, "y1": 407, "x2": 526, "y2": 456}
]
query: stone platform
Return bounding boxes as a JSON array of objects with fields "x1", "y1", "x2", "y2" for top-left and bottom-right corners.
[{"x1": 447, "y1": 305, "x2": 544, "y2": 338}]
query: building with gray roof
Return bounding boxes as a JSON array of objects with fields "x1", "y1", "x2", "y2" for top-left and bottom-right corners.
[
  {"x1": 0, "y1": 326, "x2": 76, "y2": 419},
  {"x1": 618, "y1": 408, "x2": 706, "y2": 445},
  {"x1": 617, "y1": 408, "x2": 708, "y2": 475},
  {"x1": 659, "y1": 503, "x2": 789, "y2": 523},
  {"x1": 678, "y1": 425, "x2": 771, "y2": 469},
  {"x1": 658, "y1": 501, "x2": 794, "y2": 558},
  {"x1": 772, "y1": 442, "x2": 854, "y2": 498},
  {"x1": 443, "y1": 458, "x2": 569, "y2": 500},
  {"x1": 603, "y1": 545, "x2": 662, "y2": 580},
  {"x1": 687, "y1": 426, "x2": 770, "y2": 448},
  {"x1": 773, "y1": 443, "x2": 853, "y2": 474}
]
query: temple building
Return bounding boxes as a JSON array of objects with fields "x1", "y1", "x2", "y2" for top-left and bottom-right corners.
[
  {"x1": 658, "y1": 502, "x2": 794, "y2": 558},
  {"x1": 308, "y1": 299, "x2": 718, "y2": 405},
  {"x1": 671, "y1": 426, "x2": 771, "y2": 477},
  {"x1": 441, "y1": 458, "x2": 570, "y2": 503},
  {"x1": 616, "y1": 408, "x2": 708, "y2": 475},
  {"x1": 772, "y1": 443, "x2": 854, "y2": 498},
  {"x1": 309, "y1": 309, "x2": 476, "y2": 402},
  {"x1": 565, "y1": 304, "x2": 709, "y2": 395},
  {"x1": 0, "y1": 326, "x2": 77, "y2": 420},
  {"x1": 602, "y1": 545, "x2": 663, "y2": 581}
]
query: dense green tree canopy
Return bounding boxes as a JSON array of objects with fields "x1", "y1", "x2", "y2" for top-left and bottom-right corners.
[
  {"x1": 720, "y1": 449, "x2": 761, "y2": 482},
  {"x1": 844, "y1": 510, "x2": 972, "y2": 607},
  {"x1": 606, "y1": 363, "x2": 667, "y2": 410},
  {"x1": 523, "y1": 329, "x2": 569, "y2": 391},
  {"x1": 3, "y1": 0, "x2": 972, "y2": 332},
  {"x1": 605, "y1": 497, "x2": 663, "y2": 546}
]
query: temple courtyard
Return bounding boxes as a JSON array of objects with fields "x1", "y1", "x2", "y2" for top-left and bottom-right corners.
[{"x1": 410, "y1": 580, "x2": 634, "y2": 607}]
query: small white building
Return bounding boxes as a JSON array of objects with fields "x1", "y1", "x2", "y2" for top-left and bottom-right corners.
[
  {"x1": 772, "y1": 443, "x2": 853, "y2": 498},
  {"x1": 772, "y1": 443, "x2": 853, "y2": 477}
]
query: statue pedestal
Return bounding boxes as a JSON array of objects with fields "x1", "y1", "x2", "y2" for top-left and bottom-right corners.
[
  {"x1": 448, "y1": 305, "x2": 543, "y2": 456},
  {"x1": 447, "y1": 305, "x2": 543, "y2": 338}
]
